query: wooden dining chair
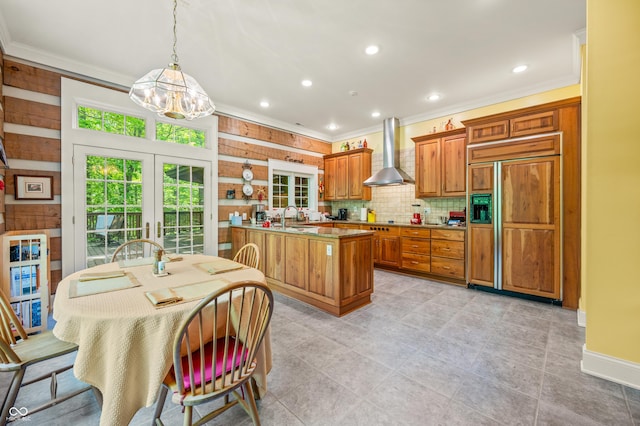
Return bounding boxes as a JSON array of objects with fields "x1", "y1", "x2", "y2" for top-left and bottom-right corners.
[
  {"x1": 153, "y1": 280, "x2": 274, "y2": 426},
  {"x1": 110, "y1": 238, "x2": 163, "y2": 263},
  {"x1": 0, "y1": 290, "x2": 92, "y2": 422},
  {"x1": 232, "y1": 243, "x2": 260, "y2": 269}
]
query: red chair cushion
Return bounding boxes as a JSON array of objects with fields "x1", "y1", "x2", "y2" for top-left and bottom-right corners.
[{"x1": 180, "y1": 337, "x2": 247, "y2": 390}]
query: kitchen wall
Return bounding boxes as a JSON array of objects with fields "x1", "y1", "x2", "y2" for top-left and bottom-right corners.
[{"x1": 582, "y1": 0, "x2": 640, "y2": 384}]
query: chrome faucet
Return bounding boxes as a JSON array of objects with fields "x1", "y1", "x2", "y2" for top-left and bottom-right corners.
[{"x1": 282, "y1": 205, "x2": 297, "y2": 230}]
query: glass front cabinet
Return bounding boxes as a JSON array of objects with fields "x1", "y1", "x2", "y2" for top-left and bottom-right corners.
[{"x1": 1, "y1": 231, "x2": 50, "y2": 334}]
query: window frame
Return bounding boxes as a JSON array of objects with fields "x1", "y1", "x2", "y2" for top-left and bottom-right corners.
[{"x1": 267, "y1": 159, "x2": 318, "y2": 210}]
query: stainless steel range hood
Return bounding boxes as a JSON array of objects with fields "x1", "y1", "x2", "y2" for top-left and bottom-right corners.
[{"x1": 363, "y1": 117, "x2": 415, "y2": 186}]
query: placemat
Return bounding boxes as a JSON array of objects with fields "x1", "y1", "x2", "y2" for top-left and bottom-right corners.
[
  {"x1": 145, "y1": 277, "x2": 231, "y2": 308},
  {"x1": 195, "y1": 259, "x2": 245, "y2": 275},
  {"x1": 69, "y1": 272, "x2": 141, "y2": 298}
]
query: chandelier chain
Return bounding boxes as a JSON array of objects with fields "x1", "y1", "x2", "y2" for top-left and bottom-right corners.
[{"x1": 171, "y1": 0, "x2": 179, "y2": 64}]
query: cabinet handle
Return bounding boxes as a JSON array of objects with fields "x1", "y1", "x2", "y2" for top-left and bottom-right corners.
[
  {"x1": 411, "y1": 261, "x2": 419, "y2": 264},
  {"x1": 412, "y1": 245, "x2": 419, "y2": 248},
  {"x1": 442, "y1": 247, "x2": 451, "y2": 251},
  {"x1": 443, "y1": 266, "x2": 451, "y2": 269}
]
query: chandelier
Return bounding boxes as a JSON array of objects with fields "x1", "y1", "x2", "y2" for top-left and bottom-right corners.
[{"x1": 129, "y1": 0, "x2": 215, "y2": 120}]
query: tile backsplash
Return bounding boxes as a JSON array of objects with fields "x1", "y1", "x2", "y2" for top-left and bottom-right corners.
[{"x1": 327, "y1": 148, "x2": 466, "y2": 224}]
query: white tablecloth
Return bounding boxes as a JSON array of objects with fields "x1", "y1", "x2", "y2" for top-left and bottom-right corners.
[{"x1": 53, "y1": 254, "x2": 271, "y2": 426}]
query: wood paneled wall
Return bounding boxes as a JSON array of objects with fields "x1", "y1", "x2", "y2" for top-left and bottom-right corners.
[
  {"x1": 1, "y1": 58, "x2": 332, "y2": 290},
  {"x1": 0, "y1": 49, "x2": 5, "y2": 235},
  {"x1": 215, "y1": 116, "x2": 331, "y2": 259}
]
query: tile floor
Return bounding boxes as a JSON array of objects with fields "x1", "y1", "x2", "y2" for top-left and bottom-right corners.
[{"x1": 2, "y1": 270, "x2": 639, "y2": 425}]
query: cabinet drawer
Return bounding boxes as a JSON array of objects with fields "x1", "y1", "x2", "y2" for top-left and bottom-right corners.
[
  {"x1": 401, "y1": 238, "x2": 430, "y2": 254},
  {"x1": 401, "y1": 252, "x2": 431, "y2": 272},
  {"x1": 431, "y1": 240, "x2": 464, "y2": 259},
  {"x1": 431, "y1": 229, "x2": 465, "y2": 242},
  {"x1": 467, "y1": 120, "x2": 510, "y2": 144},
  {"x1": 401, "y1": 227, "x2": 431, "y2": 238},
  {"x1": 431, "y1": 257, "x2": 464, "y2": 279},
  {"x1": 510, "y1": 110, "x2": 558, "y2": 137}
]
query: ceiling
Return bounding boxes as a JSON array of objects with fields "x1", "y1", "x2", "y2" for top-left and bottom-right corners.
[{"x1": 0, "y1": 0, "x2": 585, "y2": 141}]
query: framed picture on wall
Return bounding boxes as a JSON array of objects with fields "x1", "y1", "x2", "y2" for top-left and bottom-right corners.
[{"x1": 14, "y1": 175, "x2": 54, "y2": 200}]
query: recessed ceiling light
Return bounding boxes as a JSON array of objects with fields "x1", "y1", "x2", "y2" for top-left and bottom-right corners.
[
  {"x1": 371, "y1": 111, "x2": 381, "y2": 118},
  {"x1": 365, "y1": 45, "x2": 379, "y2": 55},
  {"x1": 328, "y1": 123, "x2": 338, "y2": 130},
  {"x1": 512, "y1": 65, "x2": 528, "y2": 73},
  {"x1": 428, "y1": 94, "x2": 440, "y2": 101},
  {"x1": 301, "y1": 79, "x2": 313, "y2": 87},
  {"x1": 260, "y1": 100, "x2": 270, "y2": 108}
]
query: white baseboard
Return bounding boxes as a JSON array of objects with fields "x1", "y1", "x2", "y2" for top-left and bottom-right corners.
[
  {"x1": 577, "y1": 309, "x2": 586, "y2": 327},
  {"x1": 581, "y1": 344, "x2": 640, "y2": 390}
]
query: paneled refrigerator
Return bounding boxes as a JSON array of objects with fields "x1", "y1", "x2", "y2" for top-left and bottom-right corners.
[{"x1": 467, "y1": 134, "x2": 562, "y2": 301}]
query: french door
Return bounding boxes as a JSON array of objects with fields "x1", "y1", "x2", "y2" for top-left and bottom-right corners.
[{"x1": 73, "y1": 146, "x2": 212, "y2": 269}]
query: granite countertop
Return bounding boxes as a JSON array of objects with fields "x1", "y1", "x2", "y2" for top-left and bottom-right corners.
[
  {"x1": 328, "y1": 219, "x2": 467, "y2": 230},
  {"x1": 231, "y1": 223, "x2": 374, "y2": 238}
]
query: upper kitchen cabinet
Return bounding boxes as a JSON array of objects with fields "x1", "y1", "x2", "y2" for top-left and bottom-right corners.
[
  {"x1": 466, "y1": 109, "x2": 558, "y2": 144},
  {"x1": 412, "y1": 128, "x2": 466, "y2": 198},
  {"x1": 323, "y1": 148, "x2": 372, "y2": 201}
]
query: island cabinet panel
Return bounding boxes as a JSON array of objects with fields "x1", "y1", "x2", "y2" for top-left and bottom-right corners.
[
  {"x1": 231, "y1": 226, "x2": 374, "y2": 316},
  {"x1": 284, "y1": 235, "x2": 308, "y2": 290},
  {"x1": 247, "y1": 230, "x2": 266, "y2": 274},
  {"x1": 308, "y1": 239, "x2": 336, "y2": 300},
  {"x1": 340, "y1": 237, "x2": 373, "y2": 300},
  {"x1": 264, "y1": 233, "x2": 285, "y2": 282},
  {"x1": 231, "y1": 227, "x2": 247, "y2": 258}
]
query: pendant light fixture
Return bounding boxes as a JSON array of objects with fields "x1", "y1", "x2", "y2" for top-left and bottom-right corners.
[{"x1": 129, "y1": 0, "x2": 215, "y2": 120}]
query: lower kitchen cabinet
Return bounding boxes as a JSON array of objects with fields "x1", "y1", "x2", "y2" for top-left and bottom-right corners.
[
  {"x1": 361, "y1": 225, "x2": 400, "y2": 267},
  {"x1": 400, "y1": 228, "x2": 431, "y2": 272},
  {"x1": 429, "y1": 229, "x2": 465, "y2": 280}
]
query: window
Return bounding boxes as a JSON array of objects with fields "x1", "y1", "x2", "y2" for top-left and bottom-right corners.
[
  {"x1": 78, "y1": 106, "x2": 146, "y2": 138},
  {"x1": 268, "y1": 159, "x2": 318, "y2": 210},
  {"x1": 156, "y1": 123, "x2": 206, "y2": 147}
]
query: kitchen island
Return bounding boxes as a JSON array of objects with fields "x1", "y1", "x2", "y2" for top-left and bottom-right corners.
[{"x1": 231, "y1": 224, "x2": 374, "y2": 316}]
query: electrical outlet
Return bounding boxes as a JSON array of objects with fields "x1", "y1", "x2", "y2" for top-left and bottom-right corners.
[
  {"x1": 326, "y1": 245, "x2": 332, "y2": 256},
  {"x1": 424, "y1": 207, "x2": 431, "y2": 215}
]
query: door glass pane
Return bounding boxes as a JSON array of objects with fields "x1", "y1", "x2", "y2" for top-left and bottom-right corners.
[
  {"x1": 85, "y1": 155, "x2": 144, "y2": 267},
  {"x1": 162, "y1": 164, "x2": 205, "y2": 254}
]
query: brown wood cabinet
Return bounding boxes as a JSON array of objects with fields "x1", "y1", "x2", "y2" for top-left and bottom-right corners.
[
  {"x1": 231, "y1": 226, "x2": 374, "y2": 316},
  {"x1": 412, "y1": 129, "x2": 466, "y2": 197},
  {"x1": 323, "y1": 149, "x2": 372, "y2": 201},
  {"x1": 463, "y1": 97, "x2": 581, "y2": 309},
  {"x1": 467, "y1": 109, "x2": 558, "y2": 144},
  {"x1": 361, "y1": 224, "x2": 400, "y2": 267},
  {"x1": 430, "y1": 229, "x2": 465, "y2": 280},
  {"x1": 400, "y1": 227, "x2": 431, "y2": 272}
]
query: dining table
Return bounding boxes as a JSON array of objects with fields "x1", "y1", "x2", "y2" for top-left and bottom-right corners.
[{"x1": 52, "y1": 254, "x2": 272, "y2": 426}]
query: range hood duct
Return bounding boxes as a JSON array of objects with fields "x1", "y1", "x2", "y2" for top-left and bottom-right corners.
[{"x1": 363, "y1": 117, "x2": 415, "y2": 186}]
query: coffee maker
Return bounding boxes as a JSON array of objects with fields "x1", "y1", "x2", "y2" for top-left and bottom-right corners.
[
  {"x1": 337, "y1": 208, "x2": 348, "y2": 220},
  {"x1": 252, "y1": 204, "x2": 266, "y2": 222}
]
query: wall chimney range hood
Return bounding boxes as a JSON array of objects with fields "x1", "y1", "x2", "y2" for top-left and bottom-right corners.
[{"x1": 363, "y1": 117, "x2": 415, "y2": 186}]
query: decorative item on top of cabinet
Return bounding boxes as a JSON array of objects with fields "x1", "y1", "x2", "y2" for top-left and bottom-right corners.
[
  {"x1": 323, "y1": 148, "x2": 372, "y2": 201},
  {"x1": 412, "y1": 128, "x2": 466, "y2": 198}
]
